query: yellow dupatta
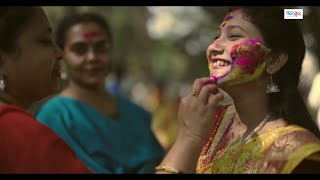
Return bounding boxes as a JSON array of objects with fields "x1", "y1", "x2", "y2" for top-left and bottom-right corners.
[{"x1": 196, "y1": 105, "x2": 320, "y2": 174}]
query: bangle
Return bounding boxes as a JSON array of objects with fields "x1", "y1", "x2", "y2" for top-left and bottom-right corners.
[{"x1": 155, "y1": 164, "x2": 181, "y2": 174}]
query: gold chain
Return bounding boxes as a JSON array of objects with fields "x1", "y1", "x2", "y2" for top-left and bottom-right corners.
[{"x1": 242, "y1": 113, "x2": 272, "y2": 143}]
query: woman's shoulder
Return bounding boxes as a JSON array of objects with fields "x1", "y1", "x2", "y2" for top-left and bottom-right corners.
[
  {"x1": 34, "y1": 96, "x2": 80, "y2": 123},
  {"x1": 270, "y1": 125, "x2": 320, "y2": 151},
  {"x1": 36, "y1": 96, "x2": 76, "y2": 113},
  {"x1": 287, "y1": 126, "x2": 320, "y2": 173},
  {"x1": 262, "y1": 125, "x2": 320, "y2": 173},
  {"x1": 0, "y1": 104, "x2": 34, "y2": 123},
  {"x1": 0, "y1": 104, "x2": 52, "y2": 140},
  {"x1": 41, "y1": 96, "x2": 72, "y2": 107},
  {"x1": 0, "y1": 104, "x2": 92, "y2": 173},
  {"x1": 279, "y1": 125, "x2": 320, "y2": 143}
]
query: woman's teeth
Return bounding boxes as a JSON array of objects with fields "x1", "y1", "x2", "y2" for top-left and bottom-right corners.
[{"x1": 214, "y1": 60, "x2": 229, "y2": 67}]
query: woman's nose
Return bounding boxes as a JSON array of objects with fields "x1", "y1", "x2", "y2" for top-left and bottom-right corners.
[
  {"x1": 210, "y1": 40, "x2": 224, "y2": 56},
  {"x1": 86, "y1": 48, "x2": 98, "y2": 62}
]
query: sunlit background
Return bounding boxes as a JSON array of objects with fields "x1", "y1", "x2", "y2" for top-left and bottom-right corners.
[{"x1": 42, "y1": 6, "x2": 320, "y2": 150}]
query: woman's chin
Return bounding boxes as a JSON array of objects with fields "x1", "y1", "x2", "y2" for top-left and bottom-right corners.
[{"x1": 211, "y1": 71, "x2": 230, "y2": 80}]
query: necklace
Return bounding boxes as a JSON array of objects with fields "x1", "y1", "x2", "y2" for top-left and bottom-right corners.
[{"x1": 241, "y1": 113, "x2": 272, "y2": 144}]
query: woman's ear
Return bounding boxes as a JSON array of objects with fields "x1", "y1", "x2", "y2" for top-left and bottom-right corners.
[{"x1": 266, "y1": 53, "x2": 288, "y2": 75}]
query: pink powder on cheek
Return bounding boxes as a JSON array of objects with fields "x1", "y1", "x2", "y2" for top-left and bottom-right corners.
[
  {"x1": 236, "y1": 57, "x2": 252, "y2": 67},
  {"x1": 233, "y1": 45, "x2": 260, "y2": 74},
  {"x1": 83, "y1": 32, "x2": 101, "y2": 40},
  {"x1": 231, "y1": 39, "x2": 271, "y2": 75},
  {"x1": 231, "y1": 39, "x2": 268, "y2": 62},
  {"x1": 210, "y1": 39, "x2": 269, "y2": 85}
]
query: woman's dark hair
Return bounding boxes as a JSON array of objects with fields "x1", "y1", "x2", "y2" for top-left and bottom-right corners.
[
  {"x1": 0, "y1": 6, "x2": 37, "y2": 53},
  {"x1": 233, "y1": 6, "x2": 320, "y2": 138},
  {"x1": 55, "y1": 12, "x2": 112, "y2": 49}
]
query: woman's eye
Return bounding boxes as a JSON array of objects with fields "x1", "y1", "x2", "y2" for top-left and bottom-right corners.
[
  {"x1": 71, "y1": 45, "x2": 88, "y2": 55},
  {"x1": 214, "y1": 36, "x2": 220, "y2": 40},
  {"x1": 228, "y1": 34, "x2": 242, "y2": 40},
  {"x1": 94, "y1": 44, "x2": 111, "y2": 54}
]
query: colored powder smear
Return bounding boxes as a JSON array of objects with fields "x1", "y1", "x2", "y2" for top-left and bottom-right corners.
[
  {"x1": 220, "y1": 8, "x2": 240, "y2": 27},
  {"x1": 221, "y1": 15, "x2": 234, "y2": 27},
  {"x1": 209, "y1": 39, "x2": 271, "y2": 86}
]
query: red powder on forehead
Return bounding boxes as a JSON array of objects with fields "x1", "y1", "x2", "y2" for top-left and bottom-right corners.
[
  {"x1": 223, "y1": 15, "x2": 234, "y2": 21},
  {"x1": 221, "y1": 7, "x2": 241, "y2": 27},
  {"x1": 83, "y1": 32, "x2": 101, "y2": 40},
  {"x1": 222, "y1": 7, "x2": 241, "y2": 26}
]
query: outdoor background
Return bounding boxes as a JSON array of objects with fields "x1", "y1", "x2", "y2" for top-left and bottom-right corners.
[{"x1": 42, "y1": 6, "x2": 320, "y2": 150}]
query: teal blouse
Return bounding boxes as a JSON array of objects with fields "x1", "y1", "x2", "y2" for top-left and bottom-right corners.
[{"x1": 35, "y1": 96, "x2": 164, "y2": 173}]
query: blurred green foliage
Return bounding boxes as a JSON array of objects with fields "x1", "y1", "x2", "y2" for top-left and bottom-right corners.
[
  {"x1": 42, "y1": 6, "x2": 320, "y2": 124},
  {"x1": 43, "y1": 6, "x2": 226, "y2": 85}
]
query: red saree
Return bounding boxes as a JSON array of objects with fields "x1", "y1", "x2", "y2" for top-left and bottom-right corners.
[{"x1": 0, "y1": 105, "x2": 92, "y2": 173}]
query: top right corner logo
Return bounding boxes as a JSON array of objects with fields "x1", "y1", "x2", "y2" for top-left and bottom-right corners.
[{"x1": 284, "y1": 9, "x2": 304, "y2": 19}]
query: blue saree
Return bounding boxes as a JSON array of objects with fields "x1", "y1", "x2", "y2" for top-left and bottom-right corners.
[{"x1": 35, "y1": 95, "x2": 164, "y2": 173}]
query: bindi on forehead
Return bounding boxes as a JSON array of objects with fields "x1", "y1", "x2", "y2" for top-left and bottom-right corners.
[{"x1": 83, "y1": 31, "x2": 102, "y2": 40}]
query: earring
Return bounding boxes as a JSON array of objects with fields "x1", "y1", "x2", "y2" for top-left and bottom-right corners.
[
  {"x1": 0, "y1": 74, "x2": 5, "y2": 91},
  {"x1": 266, "y1": 74, "x2": 280, "y2": 93}
]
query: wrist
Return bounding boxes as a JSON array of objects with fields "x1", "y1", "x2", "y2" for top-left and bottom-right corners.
[
  {"x1": 158, "y1": 134, "x2": 207, "y2": 174},
  {"x1": 177, "y1": 131, "x2": 208, "y2": 146},
  {"x1": 155, "y1": 164, "x2": 183, "y2": 174}
]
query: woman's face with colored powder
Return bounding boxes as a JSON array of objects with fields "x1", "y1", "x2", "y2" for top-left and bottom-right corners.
[{"x1": 207, "y1": 9, "x2": 271, "y2": 87}]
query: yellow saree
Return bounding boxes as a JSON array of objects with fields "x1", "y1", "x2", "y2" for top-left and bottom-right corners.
[{"x1": 196, "y1": 105, "x2": 320, "y2": 174}]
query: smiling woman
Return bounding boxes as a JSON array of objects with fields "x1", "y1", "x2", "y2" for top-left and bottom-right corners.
[
  {"x1": 157, "y1": 6, "x2": 320, "y2": 174},
  {"x1": 35, "y1": 12, "x2": 164, "y2": 174}
]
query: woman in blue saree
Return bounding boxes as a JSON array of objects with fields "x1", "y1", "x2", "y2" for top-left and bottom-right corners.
[{"x1": 35, "y1": 12, "x2": 164, "y2": 174}]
